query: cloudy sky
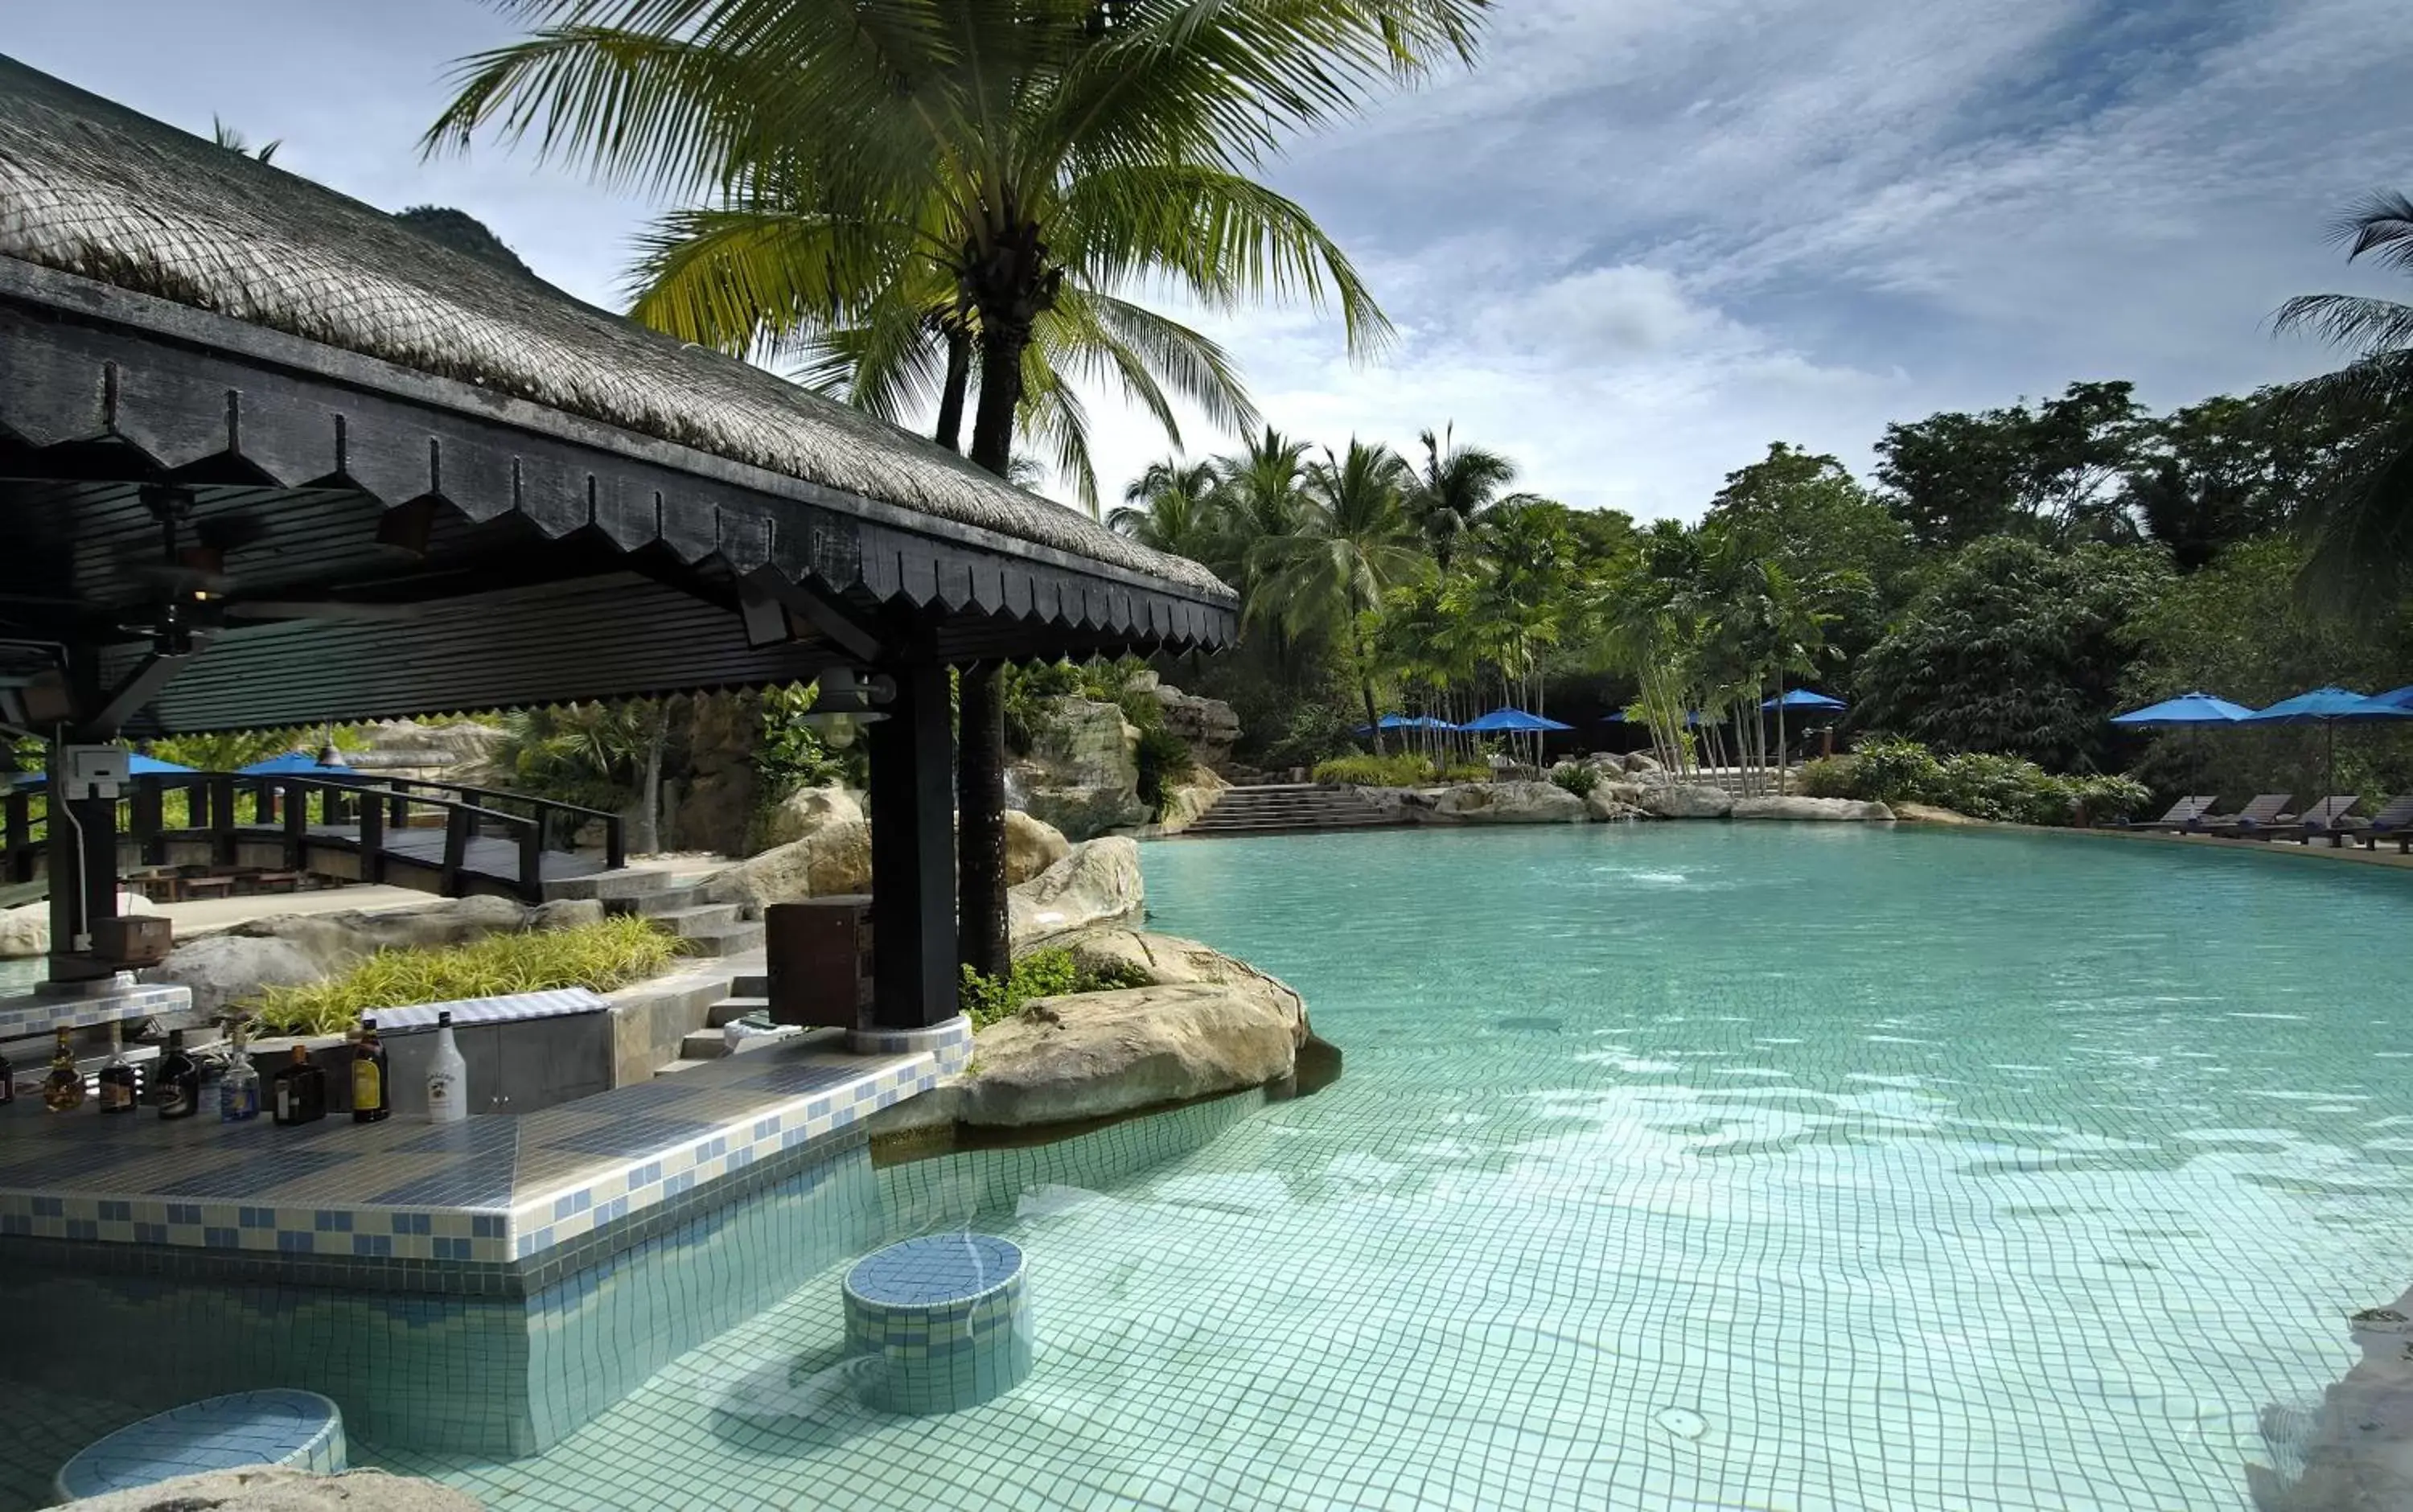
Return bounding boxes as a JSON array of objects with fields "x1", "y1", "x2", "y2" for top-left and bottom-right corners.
[{"x1": 6, "y1": 0, "x2": 2406, "y2": 520}]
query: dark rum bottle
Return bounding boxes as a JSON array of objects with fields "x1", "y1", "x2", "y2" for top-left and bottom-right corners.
[
  {"x1": 154, "y1": 1029, "x2": 199, "y2": 1120},
  {"x1": 40, "y1": 1026, "x2": 84, "y2": 1112},
  {"x1": 351, "y1": 1017, "x2": 389, "y2": 1123},
  {"x1": 0, "y1": 1043, "x2": 15, "y2": 1106},
  {"x1": 272, "y1": 1044, "x2": 326, "y2": 1127},
  {"x1": 97, "y1": 1021, "x2": 138, "y2": 1114}
]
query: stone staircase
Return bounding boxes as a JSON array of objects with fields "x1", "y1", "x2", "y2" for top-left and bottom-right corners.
[
  {"x1": 543, "y1": 866, "x2": 766, "y2": 956},
  {"x1": 1178, "y1": 783, "x2": 1404, "y2": 837}
]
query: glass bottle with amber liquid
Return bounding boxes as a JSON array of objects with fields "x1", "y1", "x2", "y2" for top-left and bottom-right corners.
[
  {"x1": 351, "y1": 1017, "x2": 389, "y2": 1123},
  {"x1": 97, "y1": 1021, "x2": 139, "y2": 1114},
  {"x1": 218, "y1": 1019, "x2": 260, "y2": 1123},
  {"x1": 153, "y1": 1029, "x2": 199, "y2": 1120},
  {"x1": 40, "y1": 1026, "x2": 85, "y2": 1112}
]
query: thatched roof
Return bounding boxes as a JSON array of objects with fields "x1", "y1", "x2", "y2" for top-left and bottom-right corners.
[{"x1": 0, "y1": 55, "x2": 1231, "y2": 603}]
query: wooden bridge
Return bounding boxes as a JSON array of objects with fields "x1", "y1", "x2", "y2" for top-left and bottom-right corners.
[{"x1": 3, "y1": 772, "x2": 625, "y2": 906}]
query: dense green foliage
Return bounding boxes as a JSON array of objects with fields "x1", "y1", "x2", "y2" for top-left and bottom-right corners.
[
  {"x1": 1311, "y1": 752, "x2": 1485, "y2": 786},
  {"x1": 247, "y1": 918, "x2": 682, "y2": 1036},
  {"x1": 960, "y1": 948, "x2": 1152, "y2": 1030},
  {"x1": 1798, "y1": 739, "x2": 2151, "y2": 826}
]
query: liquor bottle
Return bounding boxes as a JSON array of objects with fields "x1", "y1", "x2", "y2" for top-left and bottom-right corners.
[
  {"x1": 272, "y1": 1044, "x2": 327, "y2": 1127},
  {"x1": 218, "y1": 1020, "x2": 261, "y2": 1123},
  {"x1": 154, "y1": 1029, "x2": 199, "y2": 1120},
  {"x1": 97, "y1": 1021, "x2": 139, "y2": 1114},
  {"x1": 0, "y1": 1044, "x2": 15, "y2": 1106},
  {"x1": 40, "y1": 1026, "x2": 85, "y2": 1112},
  {"x1": 351, "y1": 1017, "x2": 389, "y2": 1124},
  {"x1": 425, "y1": 1010, "x2": 467, "y2": 1124}
]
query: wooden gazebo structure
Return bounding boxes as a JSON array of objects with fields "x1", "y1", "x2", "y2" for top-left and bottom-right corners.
[{"x1": 0, "y1": 58, "x2": 1235, "y2": 1021}]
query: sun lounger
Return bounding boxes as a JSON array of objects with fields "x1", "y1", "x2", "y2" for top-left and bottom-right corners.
[
  {"x1": 2199, "y1": 793, "x2": 2295, "y2": 837},
  {"x1": 2249, "y1": 795, "x2": 2360, "y2": 842},
  {"x1": 2328, "y1": 793, "x2": 2413, "y2": 852},
  {"x1": 2115, "y1": 795, "x2": 2219, "y2": 832}
]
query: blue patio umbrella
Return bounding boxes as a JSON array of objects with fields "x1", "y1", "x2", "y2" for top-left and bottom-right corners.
[
  {"x1": 7, "y1": 752, "x2": 197, "y2": 787},
  {"x1": 2111, "y1": 691, "x2": 2258, "y2": 726},
  {"x1": 2241, "y1": 686, "x2": 2413, "y2": 799},
  {"x1": 236, "y1": 749, "x2": 355, "y2": 777},
  {"x1": 2370, "y1": 684, "x2": 2413, "y2": 712},
  {"x1": 1460, "y1": 708, "x2": 1574, "y2": 733},
  {"x1": 1761, "y1": 689, "x2": 1846, "y2": 713}
]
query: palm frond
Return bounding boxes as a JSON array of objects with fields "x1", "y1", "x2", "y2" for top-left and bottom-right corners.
[
  {"x1": 2272, "y1": 293, "x2": 2413, "y2": 357},
  {"x1": 2329, "y1": 189, "x2": 2413, "y2": 277}
]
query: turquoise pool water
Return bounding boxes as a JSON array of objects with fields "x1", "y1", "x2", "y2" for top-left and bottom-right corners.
[{"x1": 388, "y1": 828, "x2": 2413, "y2": 1505}]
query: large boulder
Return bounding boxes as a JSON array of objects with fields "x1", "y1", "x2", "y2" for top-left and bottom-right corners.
[
  {"x1": 1622, "y1": 751, "x2": 1663, "y2": 775},
  {"x1": 700, "y1": 818, "x2": 873, "y2": 915},
  {"x1": 1585, "y1": 784, "x2": 1647, "y2": 821},
  {"x1": 1157, "y1": 766, "x2": 1231, "y2": 835},
  {"x1": 1009, "y1": 836, "x2": 1144, "y2": 948},
  {"x1": 0, "y1": 892, "x2": 158, "y2": 959},
  {"x1": 1638, "y1": 783, "x2": 1734, "y2": 819},
  {"x1": 68, "y1": 1466, "x2": 483, "y2": 1511},
  {"x1": 1005, "y1": 808, "x2": 1072, "y2": 883},
  {"x1": 1147, "y1": 680, "x2": 1242, "y2": 770},
  {"x1": 1893, "y1": 802, "x2": 1983, "y2": 825},
  {"x1": 145, "y1": 894, "x2": 603, "y2": 1019},
  {"x1": 1730, "y1": 795, "x2": 1896, "y2": 822},
  {"x1": 664, "y1": 691, "x2": 761, "y2": 857},
  {"x1": 1013, "y1": 695, "x2": 1145, "y2": 839},
  {"x1": 959, "y1": 936, "x2": 1308, "y2": 1127},
  {"x1": 345, "y1": 718, "x2": 509, "y2": 783},
  {"x1": 701, "y1": 807, "x2": 1068, "y2": 918},
  {"x1": 1428, "y1": 781, "x2": 1588, "y2": 824},
  {"x1": 754, "y1": 785, "x2": 865, "y2": 851}
]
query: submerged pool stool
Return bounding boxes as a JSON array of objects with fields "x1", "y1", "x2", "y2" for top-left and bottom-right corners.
[
  {"x1": 842, "y1": 1235, "x2": 1032, "y2": 1414},
  {"x1": 55, "y1": 1388, "x2": 345, "y2": 1502}
]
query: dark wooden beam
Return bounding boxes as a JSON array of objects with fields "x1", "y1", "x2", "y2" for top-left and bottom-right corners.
[
  {"x1": 866, "y1": 659, "x2": 958, "y2": 1029},
  {"x1": 775, "y1": 574, "x2": 886, "y2": 664}
]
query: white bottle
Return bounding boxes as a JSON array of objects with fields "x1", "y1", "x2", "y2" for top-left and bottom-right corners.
[{"x1": 425, "y1": 1010, "x2": 468, "y2": 1123}]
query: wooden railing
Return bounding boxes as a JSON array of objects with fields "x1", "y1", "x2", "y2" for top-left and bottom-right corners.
[{"x1": 1, "y1": 770, "x2": 625, "y2": 903}]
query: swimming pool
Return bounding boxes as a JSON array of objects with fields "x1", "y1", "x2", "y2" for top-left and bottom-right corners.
[{"x1": 148, "y1": 825, "x2": 2413, "y2": 1507}]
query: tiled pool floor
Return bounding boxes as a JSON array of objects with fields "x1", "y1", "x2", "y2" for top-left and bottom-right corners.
[{"x1": 39, "y1": 824, "x2": 2413, "y2": 1509}]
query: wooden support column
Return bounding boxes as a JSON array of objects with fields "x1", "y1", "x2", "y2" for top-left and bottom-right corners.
[
  {"x1": 868, "y1": 660, "x2": 960, "y2": 1029},
  {"x1": 956, "y1": 660, "x2": 1011, "y2": 986}
]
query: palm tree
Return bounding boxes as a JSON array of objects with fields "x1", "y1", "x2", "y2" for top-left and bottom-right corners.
[
  {"x1": 2273, "y1": 191, "x2": 2413, "y2": 620},
  {"x1": 1208, "y1": 426, "x2": 1316, "y2": 607},
  {"x1": 627, "y1": 203, "x2": 1260, "y2": 512},
  {"x1": 1407, "y1": 425, "x2": 1521, "y2": 567},
  {"x1": 1109, "y1": 458, "x2": 1221, "y2": 559},
  {"x1": 211, "y1": 116, "x2": 280, "y2": 164},
  {"x1": 426, "y1": 0, "x2": 1490, "y2": 986},
  {"x1": 1250, "y1": 440, "x2": 1421, "y2": 749}
]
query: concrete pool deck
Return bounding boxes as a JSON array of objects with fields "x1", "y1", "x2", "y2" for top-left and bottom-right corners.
[{"x1": 1944, "y1": 816, "x2": 2413, "y2": 871}]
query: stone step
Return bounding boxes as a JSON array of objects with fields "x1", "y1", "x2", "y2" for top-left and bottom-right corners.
[
  {"x1": 677, "y1": 920, "x2": 767, "y2": 957},
  {"x1": 730, "y1": 972, "x2": 770, "y2": 998},
  {"x1": 649, "y1": 902, "x2": 744, "y2": 936},
  {"x1": 706, "y1": 994, "x2": 772, "y2": 1027},
  {"x1": 633, "y1": 884, "x2": 703, "y2": 917},
  {"x1": 543, "y1": 868, "x2": 678, "y2": 903},
  {"x1": 655, "y1": 1056, "x2": 718, "y2": 1075}
]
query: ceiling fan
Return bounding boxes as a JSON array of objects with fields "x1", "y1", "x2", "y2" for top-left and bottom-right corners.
[{"x1": 2, "y1": 486, "x2": 428, "y2": 655}]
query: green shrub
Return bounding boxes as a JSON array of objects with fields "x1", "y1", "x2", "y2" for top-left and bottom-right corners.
[
  {"x1": 1549, "y1": 764, "x2": 1601, "y2": 799},
  {"x1": 960, "y1": 948, "x2": 1152, "y2": 1029},
  {"x1": 1313, "y1": 752, "x2": 1436, "y2": 786},
  {"x1": 246, "y1": 917, "x2": 683, "y2": 1036},
  {"x1": 1848, "y1": 738, "x2": 1946, "y2": 804},
  {"x1": 1795, "y1": 755, "x2": 1859, "y2": 799},
  {"x1": 1798, "y1": 737, "x2": 2150, "y2": 826}
]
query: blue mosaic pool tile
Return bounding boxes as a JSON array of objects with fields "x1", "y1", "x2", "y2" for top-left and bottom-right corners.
[
  {"x1": 97, "y1": 1199, "x2": 130, "y2": 1222},
  {"x1": 154, "y1": 1151, "x2": 358, "y2": 1199}
]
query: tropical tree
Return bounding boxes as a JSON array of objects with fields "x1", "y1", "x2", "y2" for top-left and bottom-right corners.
[
  {"x1": 1250, "y1": 440, "x2": 1421, "y2": 749},
  {"x1": 1407, "y1": 425, "x2": 1521, "y2": 567},
  {"x1": 1108, "y1": 458, "x2": 1221, "y2": 558},
  {"x1": 427, "y1": 0, "x2": 1489, "y2": 985},
  {"x1": 2272, "y1": 191, "x2": 2413, "y2": 621}
]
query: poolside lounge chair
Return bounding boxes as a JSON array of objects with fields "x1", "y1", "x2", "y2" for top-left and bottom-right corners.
[
  {"x1": 2328, "y1": 794, "x2": 2413, "y2": 852},
  {"x1": 2200, "y1": 794, "x2": 2295, "y2": 837},
  {"x1": 2250, "y1": 795, "x2": 2360, "y2": 843},
  {"x1": 2115, "y1": 795, "x2": 2219, "y2": 832}
]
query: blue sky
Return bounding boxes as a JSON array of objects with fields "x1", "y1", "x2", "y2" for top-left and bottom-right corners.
[{"x1": 5, "y1": 0, "x2": 2404, "y2": 520}]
